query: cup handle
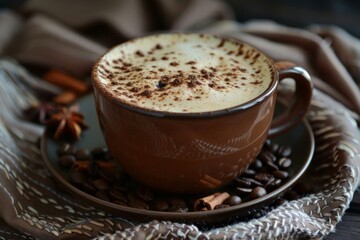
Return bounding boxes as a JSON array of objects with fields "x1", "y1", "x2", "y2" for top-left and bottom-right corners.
[{"x1": 268, "y1": 61, "x2": 313, "y2": 138}]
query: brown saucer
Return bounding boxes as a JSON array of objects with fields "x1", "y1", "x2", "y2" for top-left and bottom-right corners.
[{"x1": 41, "y1": 94, "x2": 314, "y2": 224}]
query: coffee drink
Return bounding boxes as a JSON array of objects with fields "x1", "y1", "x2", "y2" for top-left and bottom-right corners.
[
  {"x1": 95, "y1": 33, "x2": 274, "y2": 113},
  {"x1": 92, "y1": 33, "x2": 312, "y2": 193}
]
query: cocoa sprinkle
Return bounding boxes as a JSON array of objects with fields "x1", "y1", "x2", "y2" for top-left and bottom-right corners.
[
  {"x1": 139, "y1": 90, "x2": 152, "y2": 98},
  {"x1": 169, "y1": 62, "x2": 179, "y2": 66},
  {"x1": 170, "y1": 79, "x2": 182, "y2": 86},
  {"x1": 217, "y1": 39, "x2": 226, "y2": 48},
  {"x1": 160, "y1": 76, "x2": 170, "y2": 82},
  {"x1": 155, "y1": 44, "x2": 163, "y2": 50},
  {"x1": 189, "y1": 75, "x2": 196, "y2": 80},
  {"x1": 130, "y1": 87, "x2": 140, "y2": 93},
  {"x1": 187, "y1": 79, "x2": 197, "y2": 88},
  {"x1": 135, "y1": 50, "x2": 144, "y2": 57},
  {"x1": 250, "y1": 80, "x2": 263, "y2": 85}
]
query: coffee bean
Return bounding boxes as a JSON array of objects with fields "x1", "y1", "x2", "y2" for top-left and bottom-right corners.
[
  {"x1": 254, "y1": 173, "x2": 274, "y2": 183},
  {"x1": 127, "y1": 192, "x2": 140, "y2": 202},
  {"x1": 242, "y1": 177, "x2": 263, "y2": 187},
  {"x1": 112, "y1": 200, "x2": 127, "y2": 206},
  {"x1": 264, "y1": 139, "x2": 272, "y2": 148},
  {"x1": 259, "y1": 151, "x2": 276, "y2": 162},
  {"x1": 82, "y1": 180, "x2": 97, "y2": 194},
  {"x1": 128, "y1": 193, "x2": 149, "y2": 210},
  {"x1": 154, "y1": 199, "x2": 169, "y2": 211},
  {"x1": 242, "y1": 169, "x2": 256, "y2": 177},
  {"x1": 87, "y1": 161, "x2": 100, "y2": 177},
  {"x1": 99, "y1": 168, "x2": 117, "y2": 183},
  {"x1": 137, "y1": 186, "x2": 154, "y2": 202},
  {"x1": 110, "y1": 189, "x2": 128, "y2": 203},
  {"x1": 168, "y1": 197, "x2": 189, "y2": 212},
  {"x1": 235, "y1": 178, "x2": 251, "y2": 188},
  {"x1": 224, "y1": 195, "x2": 242, "y2": 206},
  {"x1": 93, "y1": 179, "x2": 110, "y2": 191},
  {"x1": 214, "y1": 204, "x2": 230, "y2": 209},
  {"x1": 264, "y1": 178, "x2": 275, "y2": 191},
  {"x1": 270, "y1": 143, "x2": 279, "y2": 153},
  {"x1": 75, "y1": 148, "x2": 92, "y2": 160},
  {"x1": 170, "y1": 206, "x2": 189, "y2": 212},
  {"x1": 265, "y1": 179, "x2": 282, "y2": 192},
  {"x1": 59, "y1": 155, "x2": 75, "y2": 168},
  {"x1": 277, "y1": 145, "x2": 292, "y2": 157},
  {"x1": 273, "y1": 170, "x2": 289, "y2": 179},
  {"x1": 91, "y1": 146, "x2": 108, "y2": 159},
  {"x1": 251, "y1": 159, "x2": 263, "y2": 170},
  {"x1": 168, "y1": 197, "x2": 187, "y2": 209},
  {"x1": 264, "y1": 160, "x2": 279, "y2": 171},
  {"x1": 278, "y1": 157, "x2": 292, "y2": 169},
  {"x1": 95, "y1": 190, "x2": 110, "y2": 201},
  {"x1": 273, "y1": 179, "x2": 282, "y2": 186},
  {"x1": 70, "y1": 171, "x2": 86, "y2": 186},
  {"x1": 111, "y1": 185, "x2": 130, "y2": 193},
  {"x1": 236, "y1": 187, "x2": 252, "y2": 196},
  {"x1": 57, "y1": 143, "x2": 75, "y2": 156},
  {"x1": 250, "y1": 187, "x2": 267, "y2": 199}
]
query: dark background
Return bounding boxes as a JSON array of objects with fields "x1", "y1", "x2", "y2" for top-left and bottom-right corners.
[
  {"x1": 1, "y1": 0, "x2": 360, "y2": 37},
  {"x1": 225, "y1": 0, "x2": 360, "y2": 37}
]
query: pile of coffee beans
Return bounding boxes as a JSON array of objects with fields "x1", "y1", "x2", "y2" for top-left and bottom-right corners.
[
  {"x1": 57, "y1": 139, "x2": 298, "y2": 212},
  {"x1": 228, "y1": 140, "x2": 293, "y2": 203}
]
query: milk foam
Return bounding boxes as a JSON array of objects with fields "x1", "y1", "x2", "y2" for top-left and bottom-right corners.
[{"x1": 95, "y1": 33, "x2": 274, "y2": 113}]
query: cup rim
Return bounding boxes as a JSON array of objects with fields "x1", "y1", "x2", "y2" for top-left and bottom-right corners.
[{"x1": 91, "y1": 33, "x2": 278, "y2": 118}]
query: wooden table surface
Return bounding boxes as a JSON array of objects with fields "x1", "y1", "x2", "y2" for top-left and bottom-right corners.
[{"x1": 327, "y1": 188, "x2": 360, "y2": 239}]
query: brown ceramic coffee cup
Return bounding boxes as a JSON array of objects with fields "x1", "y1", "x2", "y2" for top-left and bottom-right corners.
[{"x1": 92, "y1": 33, "x2": 312, "y2": 194}]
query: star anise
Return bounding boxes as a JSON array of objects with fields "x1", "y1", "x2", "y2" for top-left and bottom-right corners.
[
  {"x1": 24, "y1": 103, "x2": 59, "y2": 124},
  {"x1": 46, "y1": 105, "x2": 88, "y2": 140}
]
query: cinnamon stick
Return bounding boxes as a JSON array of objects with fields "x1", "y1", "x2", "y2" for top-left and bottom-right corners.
[
  {"x1": 52, "y1": 91, "x2": 78, "y2": 105},
  {"x1": 43, "y1": 69, "x2": 89, "y2": 94},
  {"x1": 194, "y1": 192, "x2": 230, "y2": 211}
]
